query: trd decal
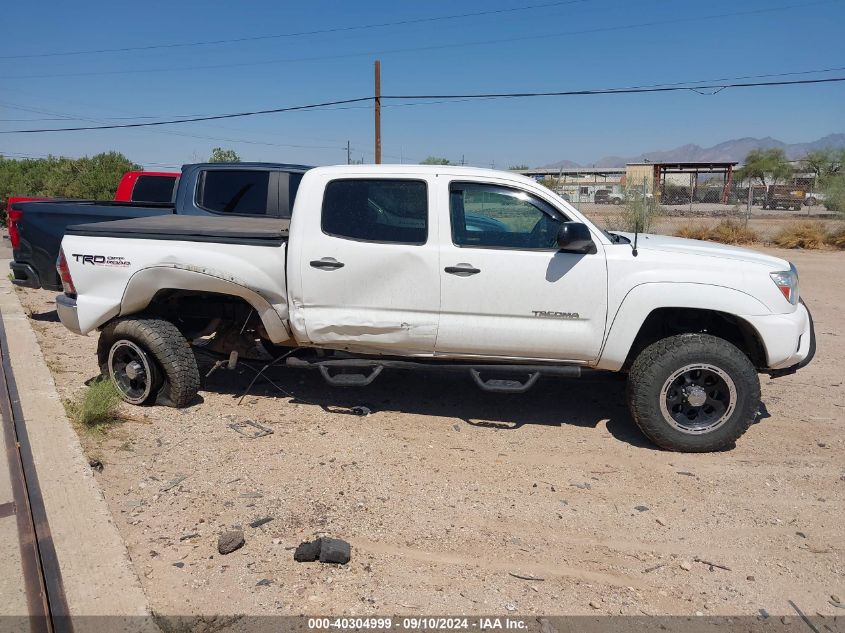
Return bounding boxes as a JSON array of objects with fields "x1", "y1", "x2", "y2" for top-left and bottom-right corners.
[{"x1": 72, "y1": 254, "x2": 131, "y2": 267}]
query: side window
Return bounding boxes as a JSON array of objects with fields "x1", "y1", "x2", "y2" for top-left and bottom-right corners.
[
  {"x1": 321, "y1": 179, "x2": 427, "y2": 244},
  {"x1": 198, "y1": 170, "x2": 270, "y2": 215},
  {"x1": 450, "y1": 182, "x2": 565, "y2": 249},
  {"x1": 132, "y1": 175, "x2": 177, "y2": 203}
]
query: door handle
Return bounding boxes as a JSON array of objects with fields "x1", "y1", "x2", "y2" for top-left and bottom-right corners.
[
  {"x1": 310, "y1": 258, "x2": 345, "y2": 270},
  {"x1": 444, "y1": 264, "x2": 481, "y2": 276}
]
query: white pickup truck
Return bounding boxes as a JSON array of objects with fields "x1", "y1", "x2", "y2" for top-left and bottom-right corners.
[{"x1": 54, "y1": 165, "x2": 814, "y2": 452}]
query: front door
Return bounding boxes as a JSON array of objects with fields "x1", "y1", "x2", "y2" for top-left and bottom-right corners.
[
  {"x1": 436, "y1": 181, "x2": 608, "y2": 362},
  {"x1": 296, "y1": 176, "x2": 440, "y2": 355}
]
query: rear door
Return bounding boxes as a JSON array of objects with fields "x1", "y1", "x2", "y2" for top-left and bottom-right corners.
[
  {"x1": 293, "y1": 175, "x2": 440, "y2": 355},
  {"x1": 435, "y1": 180, "x2": 608, "y2": 362}
]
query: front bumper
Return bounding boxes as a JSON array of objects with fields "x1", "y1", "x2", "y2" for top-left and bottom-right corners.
[
  {"x1": 55, "y1": 294, "x2": 83, "y2": 335},
  {"x1": 742, "y1": 301, "x2": 815, "y2": 376},
  {"x1": 9, "y1": 261, "x2": 41, "y2": 289}
]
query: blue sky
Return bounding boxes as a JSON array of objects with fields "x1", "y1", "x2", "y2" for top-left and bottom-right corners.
[{"x1": 1, "y1": 0, "x2": 843, "y2": 169}]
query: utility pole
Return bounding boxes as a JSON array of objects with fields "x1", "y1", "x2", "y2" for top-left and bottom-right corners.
[
  {"x1": 374, "y1": 60, "x2": 381, "y2": 164},
  {"x1": 460, "y1": 154, "x2": 465, "y2": 166},
  {"x1": 346, "y1": 140, "x2": 351, "y2": 165}
]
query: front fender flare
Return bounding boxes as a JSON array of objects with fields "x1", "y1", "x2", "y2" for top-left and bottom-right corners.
[{"x1": 596, "y1": 282, "x2": 769, "y2": 371}]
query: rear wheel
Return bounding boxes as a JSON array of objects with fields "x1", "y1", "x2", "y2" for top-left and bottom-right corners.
[
  {"x1": 805, "y1": 197, "x2": 817, "y2": 207},
  {"x1": 98, "y1": 317, "x2": 200, "y2": 407},
  {"x1": 627, "y1": 334, "x2": 759, "y2": 452}
]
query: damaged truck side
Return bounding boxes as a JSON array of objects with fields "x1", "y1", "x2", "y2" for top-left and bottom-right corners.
[{"x1": 55, "y1": 165, "x2": 815, "y2": 452}]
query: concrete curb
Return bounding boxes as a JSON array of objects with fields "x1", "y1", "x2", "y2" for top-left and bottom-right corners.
[{"x1": 0, "y1": 266, "x2": 154, "y2": 624}]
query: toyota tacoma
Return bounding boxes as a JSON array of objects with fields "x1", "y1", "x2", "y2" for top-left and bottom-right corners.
[{"x1": 53, "y1": 165, "x2": 814, "y2": 452}]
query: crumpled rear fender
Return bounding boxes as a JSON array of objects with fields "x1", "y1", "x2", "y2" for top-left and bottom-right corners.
[{"x1": 120, "y1": 265, "x2": 292, "y2": 343}]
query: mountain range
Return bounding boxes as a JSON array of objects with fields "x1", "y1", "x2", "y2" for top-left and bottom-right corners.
[{"x1": 542, "y1": 133, "x2": 845, "y2": 169}]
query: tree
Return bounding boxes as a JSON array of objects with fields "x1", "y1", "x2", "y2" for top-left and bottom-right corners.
[
  {"x1": 420, "y1": 156, "x2": 451, "y2": 165},
  {"x1": 209, "y1": 147, "x2": 241, "y2": 163},
  {"x1": 1, "y1": 152, "x2": 139, "y2": 220},
  {"x1": 735, "y1": 148, "x2": 792, "y2": 187},
  {"x1": 803, "y1": 148, "x2": 842, "y2": 179},
  {"x1": 509, "y1": 164, "x2": 530, "y2": 171}
]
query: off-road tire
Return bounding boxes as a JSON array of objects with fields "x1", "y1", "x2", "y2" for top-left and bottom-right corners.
[
  {"x1": 98, "y1": 317, "x2": 200, "y2": 408},
  {"x1": 627, "y1": 333, "x2": 760, "y2": 452}
]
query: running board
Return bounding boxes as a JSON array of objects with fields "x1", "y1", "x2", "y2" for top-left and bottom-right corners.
[
  {"x1": 286, "y1": 356, "x2": 581, "y2": 392},
  {"x1": 319, "y1": 365, "x2": 383, "y2": 387},
  {"x1": 469, "y1": 368, "x2": 540, "y2": 393}
]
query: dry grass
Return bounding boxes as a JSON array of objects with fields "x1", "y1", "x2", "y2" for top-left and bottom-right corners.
[
  {"x1": 674, "y1": 224, "x2": 711, "y2": 241},
  {"x1": 825, "y1": 226, "x2": 845, "y2": 249},
  {"x1": 772, "y1": 221, "x2": 828, "y2": 250},
  {"x1": 675, "y1": 219, "x2": 758, "y2": 245}
]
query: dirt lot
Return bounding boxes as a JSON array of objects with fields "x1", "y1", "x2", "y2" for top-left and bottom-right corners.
[
  {"x1": 575, "y1": 204, "x2": 845, "y2": 241},
  {"x1": 14, "y1": 246, "x2": 844, "y2": 619}
]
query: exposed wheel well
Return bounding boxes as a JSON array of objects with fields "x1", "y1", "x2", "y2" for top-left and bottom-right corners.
[
  {"x1": 623, "y1": 308, "x2": 766, "y2": 371},
  {"x1": 142, "y1": 289, "x2": 260, "y2": 339}
]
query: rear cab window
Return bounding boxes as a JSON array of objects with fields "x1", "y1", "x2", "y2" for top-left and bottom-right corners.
[
  {"x1": 321, "y1": 179, "x2": 428, "y2": 244},
  {"x1": 198, "y1": 170, "x2": 272, "y2": 215},
  {"x1": 131, "y1": 175, "x2": 177, "y2": 203}
]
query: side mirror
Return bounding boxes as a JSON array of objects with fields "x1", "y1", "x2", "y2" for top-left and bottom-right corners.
[{"x1": 556, "y1": 222, "x2": 596, "y2": 254}]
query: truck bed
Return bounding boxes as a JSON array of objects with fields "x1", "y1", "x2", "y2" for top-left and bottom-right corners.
[
  {"x1": 66, "y1": 215, "x2": 290, "y2": 246},
  {"x1": 11, "y1": 199, "x2": 175, "y2": 291}
]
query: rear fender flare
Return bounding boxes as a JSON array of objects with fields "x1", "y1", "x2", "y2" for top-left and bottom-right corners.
[{"x1": 120, "y1": 265, "x2": 292, "y2": 343}]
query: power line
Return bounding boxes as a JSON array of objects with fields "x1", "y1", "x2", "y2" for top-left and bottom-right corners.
[
  {"x1": 0, "y1": 97, "x2": 373, "y2": 133},
  {"x1": 384, "y1": 77, "x2": 845, "y2": 99},
  {"x1": 2, "y1": 0, "x2": 838, "y2": 80},
  {"x1": 2, "y1": 76, "x2": 843, "y2": 134},
  {"x1": 0, "y1": 99, "x2": 355, "y2": 152},
  {"x1": 0, "y1": 0, "x2": 589, "y2": 60},
  {"x1": 5, "y1": 65, "x2": 843, "y2": 124}
]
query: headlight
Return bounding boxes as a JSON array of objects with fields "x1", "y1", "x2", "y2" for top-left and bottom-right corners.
[{"x1": 770, "y1": 263, "x2": 799, "y2": 305}]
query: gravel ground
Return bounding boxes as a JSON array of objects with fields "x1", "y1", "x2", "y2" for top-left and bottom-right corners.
[{"x1": 13, "y1": 247, "x2": 844, "y2": 619}]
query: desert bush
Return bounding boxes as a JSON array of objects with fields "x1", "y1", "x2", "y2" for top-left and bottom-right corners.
[
  {"x1": 674, "y1": 224, "x2": 711, "y2": 240},
  {"x1": 771, "y1": 221, "x2": 828, "y2": 249},
  {"x1": 707, "y1": 219, "x2": 758, "y2": 244},
  {"x1": 66, "y1": 378, "x2": 123, "y2": 431},
  {"x1": 825, "y1": 225, "x2": 845, "y2": 249},
  {"x1": 675, "y1": 220, "x2": 757, "y2": 244},
  {"x1": 605, "y1": 196, "x2": 662, "y2": 233}
]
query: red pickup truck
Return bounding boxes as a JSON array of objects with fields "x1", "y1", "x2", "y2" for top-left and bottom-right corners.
[
  {"x1": 113, "y1": 170, "x2": 179, "y2": 202},
  {"x1": 7, "y1": 170, "x2": 178, "y2": 208}
]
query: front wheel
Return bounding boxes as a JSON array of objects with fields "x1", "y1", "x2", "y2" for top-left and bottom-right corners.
[
  {"x1": 98, "y1": 317, "x2": 200, "y2": 407},
  {"x1": 627, "y1": 334, "x2": 760, "y2": 452}
]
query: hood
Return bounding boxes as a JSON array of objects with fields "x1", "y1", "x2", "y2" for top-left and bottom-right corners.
[{"x1": 615, "y1": 232, "x2": 790, "y2": 270}]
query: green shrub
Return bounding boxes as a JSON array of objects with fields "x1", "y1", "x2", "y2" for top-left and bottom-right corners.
[{"x1": 66, "y1": 378, "x2": 123, "y2": 431}]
